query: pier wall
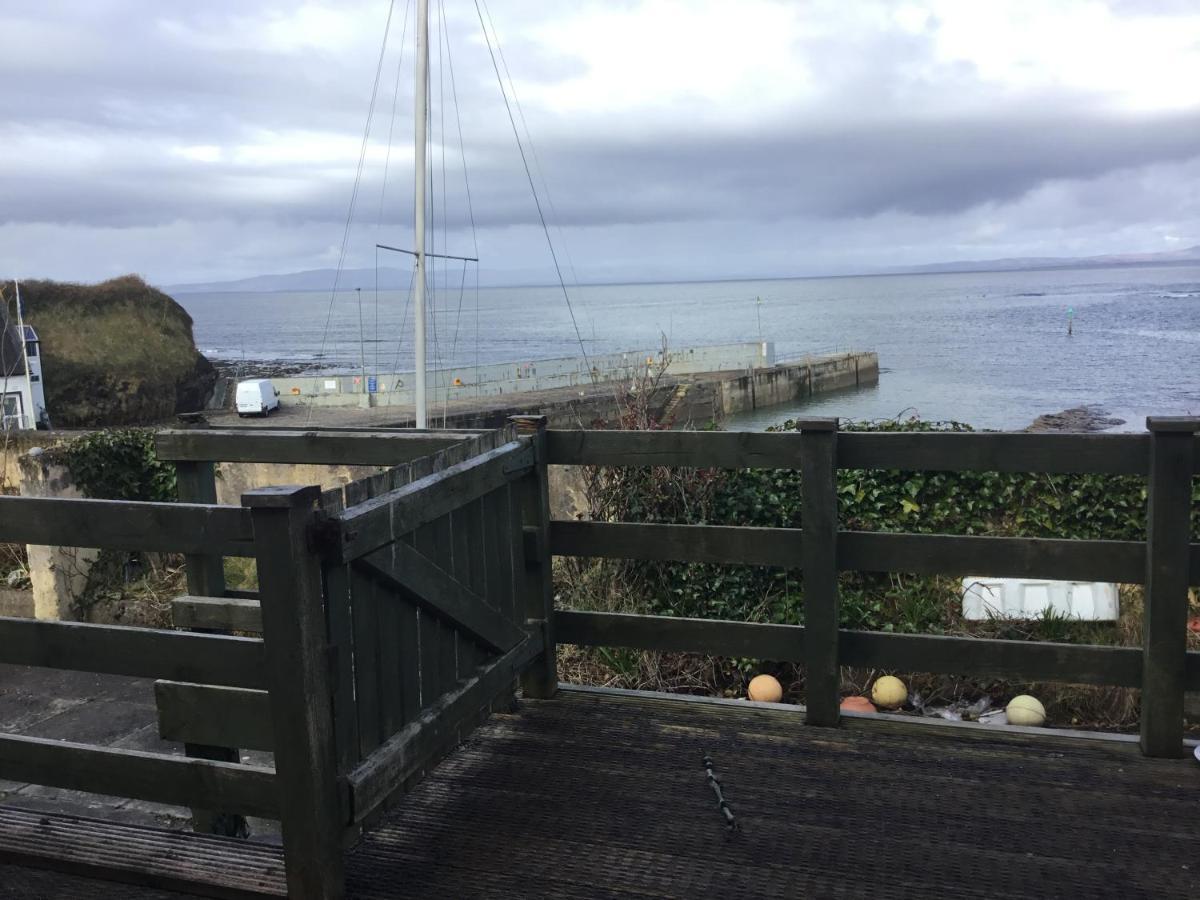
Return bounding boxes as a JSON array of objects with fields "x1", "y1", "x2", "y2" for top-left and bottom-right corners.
[{"x1": 211, "y1": 342, "x2": 775, "y2": 411}]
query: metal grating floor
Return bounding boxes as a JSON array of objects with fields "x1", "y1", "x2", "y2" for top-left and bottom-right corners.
[{"x1": 2, "y1": 689, "x2": 1197, "y2": 898}]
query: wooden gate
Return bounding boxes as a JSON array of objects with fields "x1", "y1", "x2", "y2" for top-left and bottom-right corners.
[{"x1": 324, "y1": 421, "x2": 553, "y2": 828}]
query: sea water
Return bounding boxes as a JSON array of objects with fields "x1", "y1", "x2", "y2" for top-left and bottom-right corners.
[{"x1": 175, "y1": 264, "x2": 1200, "y2": 431}]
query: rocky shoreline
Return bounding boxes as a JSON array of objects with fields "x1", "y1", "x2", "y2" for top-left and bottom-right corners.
[{"x1": 209, "y1": 357, "x2": 327, "y2": 380}]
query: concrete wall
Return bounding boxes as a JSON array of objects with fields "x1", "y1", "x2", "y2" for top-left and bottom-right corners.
[
  {"x1": 214, "y1": 461, "x2": 383, "y2": 507},
  {"x1": 7, "y1": 440, "x2": 384, "y2": 620},
  {"x1": 715, "y1": 351, "x2": 878, "y2": 417},
  {"x1": 222, "y1": 341, "x2": 775, "y2": 411},
  {"x1": 16, "y1": 453, "x2": 98, "y2": 620}
]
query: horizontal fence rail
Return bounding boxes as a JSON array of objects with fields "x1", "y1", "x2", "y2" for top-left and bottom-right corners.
[
  {"x1": 0, "y1": 617, "x2": 267, "y2": 689},
  {"x1": 335, "y1": 439, "x2": 534, "y2": 561},
  {"x1": 0, "y1": 496, "x2": 254, "y2": 555},
  {"x1": 546, "y1": 428, "x2": 1200, "y2": 474},
  {"x1": 0, "y1": 734, "x2": 278, "y2": 818},
  {"x1": 156, "y1": 428, "x2": 481, "y2": 466},
  {"x1": 556, "y1": 610, "x2": 1200, "y2": 692},
  {"x1": 155, "y1": 681, "x2": 273, "y2": 752},
  {"x1": 549, "y1": 521, "x2": 1185, "y2": 585}
]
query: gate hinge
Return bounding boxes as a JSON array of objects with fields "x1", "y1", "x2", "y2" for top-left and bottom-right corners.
[{"x1": 308, "y1": 511, "x2": 343, "y2": 557}]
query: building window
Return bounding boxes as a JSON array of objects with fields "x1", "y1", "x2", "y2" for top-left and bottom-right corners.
[
  {"x1": 2, "y1": 392, "x2": 23, "y2": 429},
  {"x1": 25, "y1": 341, "x2": 37, "y2": 358}
]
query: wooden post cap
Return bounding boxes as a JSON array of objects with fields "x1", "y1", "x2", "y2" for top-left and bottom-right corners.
[
  {"x1": 1146, "y1": 416, "x2": 1200, "y2": 433},
  {"x1": 510, "y1": 415, "x2": 549, "y2": 435},
  {"x1": 241, "y1": 485, "x2": 322, "y2": 509}
]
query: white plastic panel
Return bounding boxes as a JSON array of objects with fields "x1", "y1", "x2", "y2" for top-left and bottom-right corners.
[{"x1": 961, "y1": 578, "x2": 1119, "y2": 621}]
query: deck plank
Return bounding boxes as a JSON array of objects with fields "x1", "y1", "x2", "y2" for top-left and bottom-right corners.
[
  {"x1": 2, "y1": 687, "x2": 1198, "y2": 898},
  {"x1": 345, "y1": 689, "x2": 1200, "y2": 899}
]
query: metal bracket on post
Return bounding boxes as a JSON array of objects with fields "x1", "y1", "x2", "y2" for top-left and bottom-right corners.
[{"x1": 1140, "y1": 417, "x2": 1198, "y2": 758}]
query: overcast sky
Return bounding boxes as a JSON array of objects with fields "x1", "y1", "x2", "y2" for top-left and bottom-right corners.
[{"x1": 3, "y1": 0, "x2": 1199, "y2": 286}]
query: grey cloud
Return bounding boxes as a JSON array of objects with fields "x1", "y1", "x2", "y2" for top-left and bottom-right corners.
[
  {"x1": 7, "y1": 107, "x2": 1199, "y2": 232},
  {"x1": 2, "y1": 0, "x2": 1199, "y2": 284}
]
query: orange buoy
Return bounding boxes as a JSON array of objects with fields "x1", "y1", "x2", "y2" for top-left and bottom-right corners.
[
  {"x1": 747, "y1": 674, "x2": 783, "y2": 703},
  {"x1": 840, "y1": 695, "x2": 876, "y2": 713}
]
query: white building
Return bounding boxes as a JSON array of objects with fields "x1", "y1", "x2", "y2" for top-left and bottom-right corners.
[{"x1": 1, "y1": 307, "x2": 48, "y2": 430}]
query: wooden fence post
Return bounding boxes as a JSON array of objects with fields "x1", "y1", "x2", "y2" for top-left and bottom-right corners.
[
  {"x1": 1140, "y1": 417, "x2": 1198, "y2": 758},
  {"x1": 511, "y1": 416, "x2": 557, "y2": 698},
  {"x1": 175, "y1": 458, "x2": 246, "y2": 836},
  {"x1": 176, "y1": 460, "x2": 226, "y2": 597},
  {"x1": 245, "y1": 485, "x2": 344, "y2": 899},
  {"x1": 799, "y1": 418, "x2": 840, "y2": 727}
]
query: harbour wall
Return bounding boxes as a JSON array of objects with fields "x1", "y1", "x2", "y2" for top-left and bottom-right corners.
[{"x1": 212, "y1": 341, "x2": 776, "y2": 410}]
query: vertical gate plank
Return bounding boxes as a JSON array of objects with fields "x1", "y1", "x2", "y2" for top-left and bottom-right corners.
[
  {"x1": 397, "y1": 534, "x2": 422, "y2": 724},
  {"x1": 323, "y1": 562, "x2": 359, "y2": 774},
  {"x1": 483, "y1": 484, "x2": 518, "y2": 712},
  {"x1": 365, "y1": 475, "x2": 406, "y2": 743},
  {"x1": 376, "y1": 558, "x2": 405, "y2": 740},
  {"x1": 450, "y1": 507, "x2": 476, "y2": 682},
  {"x1": 432, "y1": 513, "x2": 459, "y2": 695},
  {"x1": 414, "y1": 521, "x2": 450, "y2": 706},
  {"x1": 351, "y1": 565, "x2": 383, "y2": 757},
  {"x1": 799, "y1": 418, "x2": 841, "y2": 728}
]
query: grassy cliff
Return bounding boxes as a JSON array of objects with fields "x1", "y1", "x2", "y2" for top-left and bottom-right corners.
[{"x1": 18, "y1": 275, "x2": 214, "y2": 426}]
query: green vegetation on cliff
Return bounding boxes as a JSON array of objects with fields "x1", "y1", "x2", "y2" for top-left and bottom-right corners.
[{"x1": 18, "y1": 275, "x2": 214, "y2": 426}]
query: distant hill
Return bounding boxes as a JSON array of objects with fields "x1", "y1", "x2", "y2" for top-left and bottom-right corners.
[
  {"x1": 887, "y1": 244, "x2": 1200, "y2": 275},
  {"x1": 166, "y1": 244, "x2": 1200, "y2": 294},
  {"x1": 166, "y1": 267, "x2": 412, "y2": 294},
  {"x1": 166, "y1": 265, "x2": 554, "y2": 294}
]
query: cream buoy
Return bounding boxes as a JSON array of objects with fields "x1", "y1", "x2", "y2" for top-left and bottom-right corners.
[
  {"x1": 747, "y1": 674, "x2": 783, "y2": 703},
  {"x1": 1006, "y1": 694, "x2": 1046, "y2": 726},
  {"x1": 870, "y1": 675, "x2": 907, "y2": 709}
]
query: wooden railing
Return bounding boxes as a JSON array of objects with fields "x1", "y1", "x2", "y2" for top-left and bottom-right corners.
[
  {"x1": 543, "y1": 418, "x2": 1200, "y2": 758},
  {"x1": 2, "y1": 423, "x2": 555, "y2": 900},
  {"x1": 0, "y1": 495, "x2": 278, "y2": 824},
  {"x1": 151, "y1": 422, "x2": 548, "y2": 897}
]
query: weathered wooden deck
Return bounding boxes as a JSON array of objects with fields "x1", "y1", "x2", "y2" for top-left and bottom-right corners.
[{"x1": 3, "y1": 688, "x2": 1197, "y2": 898}]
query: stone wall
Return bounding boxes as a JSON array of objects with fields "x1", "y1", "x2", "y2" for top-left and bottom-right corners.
[{"x1": 214, "y1": 461, "x2": 383, "y2": 506}]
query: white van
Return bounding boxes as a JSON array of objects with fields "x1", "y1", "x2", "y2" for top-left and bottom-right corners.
[{"x1": 235, "y1": 379, "x2": 281, "y2": 417}]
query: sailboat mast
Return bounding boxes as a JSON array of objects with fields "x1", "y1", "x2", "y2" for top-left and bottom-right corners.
[{"x1": 412, "y1": 0, "x2": 429, "y2": 428}]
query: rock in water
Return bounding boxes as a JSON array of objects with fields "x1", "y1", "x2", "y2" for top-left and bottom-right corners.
[{"x1": 1024, "y1": 405, "x2": 1125, "y2": 433}]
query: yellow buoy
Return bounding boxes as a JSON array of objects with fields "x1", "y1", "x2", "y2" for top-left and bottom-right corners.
[
  {"x1": 747, "y1": 674, "x2": 783, "y2": 703},
  {"x1": 1006, "y1": 694, "x2": 1046, "y2": 726},
  {"x1": 870, "y1": 675, "x2": 907, "y2": 709}
]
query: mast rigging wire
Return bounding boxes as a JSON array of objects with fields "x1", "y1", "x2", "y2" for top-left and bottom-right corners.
[
  {"x1": 473, "y1": 0, "x2": 597, "y2": 384},
  {"x1": 307, "y1": 0, "x2": 399, "y2": 424}
]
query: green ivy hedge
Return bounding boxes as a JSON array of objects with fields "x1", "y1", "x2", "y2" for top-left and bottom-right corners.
[{"x1": 59, "y1": 428, "x2": 177, "y2": 502}]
